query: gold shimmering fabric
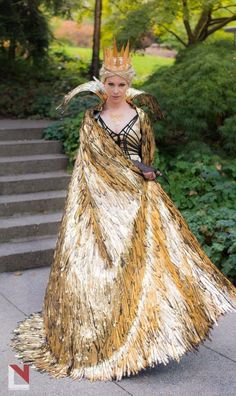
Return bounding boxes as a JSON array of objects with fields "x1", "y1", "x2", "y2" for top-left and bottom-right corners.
[{"x1": 10, "y1": 104, "x2": 236, "y2": 382}]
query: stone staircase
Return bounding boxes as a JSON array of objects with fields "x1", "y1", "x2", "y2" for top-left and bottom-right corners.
[{"x1": 0, "y1": 121, "x2": 71, "y2": 272}]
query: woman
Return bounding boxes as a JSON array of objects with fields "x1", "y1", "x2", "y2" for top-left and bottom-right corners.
[{"x1": 10, "y1": 41, "x2": 236, "y2": 382}]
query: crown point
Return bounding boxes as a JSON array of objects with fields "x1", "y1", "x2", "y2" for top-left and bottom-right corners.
[
  {"x1": 103, "y1": 39, "x2": 131, "y2": 71},
  {"x1": 113, "y1": 38, "x2": 118, "y2": 58},
  {"x1": 124, "y1": 40, "x2": 129, "y2": 58}
]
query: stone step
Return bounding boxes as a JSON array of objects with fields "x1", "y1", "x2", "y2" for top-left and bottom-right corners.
[
  {"x1": 0, "y1": 139, "x2": 62, "y2": 156},
  {"x1": 0, "y1": 190, "x2": 67, "y2": 217},
  {"x1": 0, "y1": 171, "x2": 71, "y2": 194},
  {"x1": 0, "y1": 120, "x2": 68, "y2": 272},
  {"x1": 0, "y1": 127, "x2": 44, "y2": 141},
  {"x1": 0, "y1": 119, "x2": 52, "y2": 129},
  {"x1": 0, "y1": 153, "x2": 68, "y2": 176},
  {"x1": 0, "y1": 235, "x2": 57, "y2": 272},
  {"x1": 0, "y1": 212, "x2": 63, "y2": 242}
]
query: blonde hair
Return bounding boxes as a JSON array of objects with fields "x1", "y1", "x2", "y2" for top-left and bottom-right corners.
[{"x1": 99, "y1": 64, "x2": 136, "y2": 85}]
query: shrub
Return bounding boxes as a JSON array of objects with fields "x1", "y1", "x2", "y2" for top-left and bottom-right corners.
[
  {"x1": 144, "y1": 40, "x2": 236, "y2": 156},
  {"x1": 0, "y1": 49, "x2": 90, "y2": 118},
  {"x1": 43, "y1": 115, "x2": 83, "y2": 169},
  {"x1": 154, "y1": 141, "x2": 236, "y2": 282},
  {"x1": 43, "y1": 96, "x2": 99, "y2": 169}
]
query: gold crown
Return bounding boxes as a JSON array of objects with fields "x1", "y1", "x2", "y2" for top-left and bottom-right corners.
[{"x1": 103, "y1": 39, "x2": 131, "y2": 71}]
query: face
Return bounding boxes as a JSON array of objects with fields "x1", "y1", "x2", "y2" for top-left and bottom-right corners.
[{"x1": 103, "y1": 75, "x2": 130, "y2": 103}]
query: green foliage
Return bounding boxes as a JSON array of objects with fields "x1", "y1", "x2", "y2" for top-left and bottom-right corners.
[
  {"x1": 218, "y1": 115, "x2": 236, "y2": 155},
  {"x1": 116, "y1": 4, "x2": 155, "y2": 50},
  {"x1": 43, "y1": 115, "x2": 83, "y2": 169},
  {"x1": 52, "y1": 43, "x2": 174, "y2": 83},
  {"x1": 149, "y1": 52, "x2": 236, "y2": 281},
  {"x1": 154, "y1": 142, "x2": 236, "y2": 282},
  {"x1": 0, "y1": 0, "x2": 51, "y2": 62},
  {"x1": 144, "y1": 40, "x2": 236, "y2": 155},
  {"x1": 0, "y1": 42, "x2": 173, "y2": 118},
  {"x1": 0, "y1": 48, "x2": 90, "y2": 118},
  {"x1": 42, "y1": 96, "x2": 98, "y2": 168},
  {"x1": 102, "y1": 1, "x2": 236, "y2": 49}
]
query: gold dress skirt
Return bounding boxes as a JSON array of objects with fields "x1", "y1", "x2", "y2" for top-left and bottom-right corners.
[{"x1": 10, "y1": 107, "x2": 236, "y2": 382}]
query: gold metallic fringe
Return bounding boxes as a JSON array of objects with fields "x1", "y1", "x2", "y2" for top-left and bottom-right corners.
[{"x1": 10, "y1": 108, "x2": 236, "y2": 382}]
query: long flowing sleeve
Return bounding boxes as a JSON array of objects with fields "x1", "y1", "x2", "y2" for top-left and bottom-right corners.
[{"x1": 138, "y1": 109, "x2": 156, "y2": 166}]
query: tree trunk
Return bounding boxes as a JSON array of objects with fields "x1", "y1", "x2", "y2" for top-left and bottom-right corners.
[
  {"x1": 90, "y1": 0, "x2": 102, "y2": 79},
  {"x1": 8, "y1": 39, "x2": 16, "y2": 60},
  {"x1": 182, "y1": 0, "x2": 194, "y2": 44},
  {"x1": 186, "y1": 8, "x2": 236, "y2": 46},
  {"x1": 191, "y1": 8, "x2": 212, "y2": 44}
]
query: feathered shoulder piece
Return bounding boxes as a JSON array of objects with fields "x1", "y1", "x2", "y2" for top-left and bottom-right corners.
[
  {"x1": 125, "y1": 87, "x2": 164, "y2": 120},
  {"x1": 56, "y1": 76, "x2": 164, "y2": 120},
  {"x1": 56, "y1": 77, "x2": 108, "y2": 114}
]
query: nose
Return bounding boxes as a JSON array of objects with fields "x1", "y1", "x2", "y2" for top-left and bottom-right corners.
[{"x1": 113, "y1": 85, "x2": 119, "y2": 94}]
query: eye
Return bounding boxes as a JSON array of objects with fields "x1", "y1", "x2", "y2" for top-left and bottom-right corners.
[
  {"x1": 119, "y1": 83, "x2": 126, "y2": 87},
  {"x1": 108, "y1": 82, "x2": 114, "y2": 86}
]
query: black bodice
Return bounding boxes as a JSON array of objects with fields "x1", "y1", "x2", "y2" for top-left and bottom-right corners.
[{"x1": 94, "y1": 110, "x2": 142, "y2": 162}]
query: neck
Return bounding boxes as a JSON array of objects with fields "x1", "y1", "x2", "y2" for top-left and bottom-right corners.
[{"x1": 104, "y1": 98, "x2": 128, "y2": 111}]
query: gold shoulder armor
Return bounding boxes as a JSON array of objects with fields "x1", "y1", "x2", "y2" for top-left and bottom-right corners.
[
  {"x1": 126, "y1": 88, "x2": 164, "y2": 120},
  {"x1": 56, "y1": 77, "x2": 108, "y2": 114}
]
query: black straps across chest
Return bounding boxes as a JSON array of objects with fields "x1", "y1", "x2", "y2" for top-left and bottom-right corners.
[
  {"x1": 98, "y1": 114, "x2": 138, "y2": 138},
  {"x1": 94, "y1": 110, "x2": 142, "y2": 160}
]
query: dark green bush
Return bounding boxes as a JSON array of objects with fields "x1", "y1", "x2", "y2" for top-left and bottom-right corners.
[
  {"x1": 144, "y1": 40, "x2": 236, "y2": 156},
  {"x1": 0, "y1": 0, "x2": 50, "y2": 63},
  {"x1": 143, "y1": 40, "x2": 236, "y2": 281},
  {"x1": 42, "y1": 96, "x2": 99, "y2": 169},
  {"x1": 0, "y1": 49, "x2": 90, "y2": 118},
  {"x1": 43, "y1": 115, "x2": 83, "y2": 169},
  {"x1": 154, "y1": 142, "x2": 236, "y2": 282}
]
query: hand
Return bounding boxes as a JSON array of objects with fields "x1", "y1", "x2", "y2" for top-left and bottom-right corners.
[{"x1": 143, "y1": 171, "x2": 156, "y2": 180}]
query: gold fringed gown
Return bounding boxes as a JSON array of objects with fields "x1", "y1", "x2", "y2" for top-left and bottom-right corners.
[{"x1": 10, "y1": 92, "x2": 236, "y2": 382}]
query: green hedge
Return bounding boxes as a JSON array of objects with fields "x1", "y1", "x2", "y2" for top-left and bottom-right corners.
[
  {"x1": 154, "y1": 142, "x2": 236, "y2": 282},
  {"x1": 144, "y1": 40, "x2": 236, "y2": 156},
  {"x1": 0, "y1": 50, "x2": 89, "y2": 118}
]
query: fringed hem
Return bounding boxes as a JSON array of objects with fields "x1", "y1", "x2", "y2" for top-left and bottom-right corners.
[{"x1": 10, "y1": 303, "x2": 236, "y2": 382}]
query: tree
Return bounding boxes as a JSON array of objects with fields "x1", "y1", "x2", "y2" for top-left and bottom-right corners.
[
  {"x1": 107, "y1": 0, "x2": 236, "y2": 48},
  {"x1": 157, "y1": 0, "x2": 236, "y2": 46},
  {"x1": 90, "y1": 0, "x2": 102, "y2": 78},
  {"x1": 0, "y1": 0, "x2": 91, "y2": 63},
  {"x1": 106, "y1": 2, "x2": 155, "y2": 50},
  {"x1": 0, "y1": 0, "x2": 51, "y2": 62},
  {"x1": 45, "y1": 0, "x2": 103, "y2": 77}
]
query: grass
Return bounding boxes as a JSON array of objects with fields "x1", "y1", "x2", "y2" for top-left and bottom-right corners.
[{"x1": 50, "y1": 43, "x2": 174, "y2": 83}]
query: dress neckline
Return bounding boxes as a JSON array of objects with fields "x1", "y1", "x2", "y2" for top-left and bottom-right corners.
[{"x1": 98, "y1": 113, "x2": 138, "y2": 135}]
